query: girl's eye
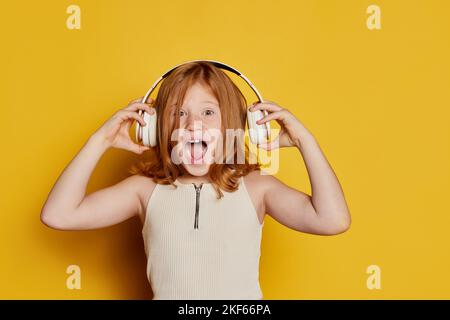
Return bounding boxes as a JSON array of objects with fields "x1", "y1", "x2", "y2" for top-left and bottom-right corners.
[
  {"x1": 173, "y1": 110, "x2": 186, "y2": 117},
  {"x1": 172, "y1": 109, "x2": 215, "y2": 116}
]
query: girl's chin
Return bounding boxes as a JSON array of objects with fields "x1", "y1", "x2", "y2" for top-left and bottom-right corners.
[
  {"x1": 181, "y1": 163, "x2": 211, "y2": 176},
  {"x1": 182, "y1": 159, "x2": 212, "y2": 167}
]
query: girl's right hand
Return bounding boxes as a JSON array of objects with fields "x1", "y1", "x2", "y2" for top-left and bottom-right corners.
[{"x1": 93, "y1": 97, "x2": 156, "y2": 154}]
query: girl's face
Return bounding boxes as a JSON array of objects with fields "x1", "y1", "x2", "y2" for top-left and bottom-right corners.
[{"x1": 170, "y1": 82, "x2": 222, "y2": 177}]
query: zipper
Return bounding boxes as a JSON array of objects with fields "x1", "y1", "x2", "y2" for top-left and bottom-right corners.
[{"x1": 192, "y1": 183, "x2": 203, "y2": 229}]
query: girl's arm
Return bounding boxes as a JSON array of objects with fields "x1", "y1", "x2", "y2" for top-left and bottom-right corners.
[
  {"x1": 40, "y1": 98, "x2": 155, "y2": 231},
  {"x1": 250, "y1": 101, "x2": 351, "y2": 235}
]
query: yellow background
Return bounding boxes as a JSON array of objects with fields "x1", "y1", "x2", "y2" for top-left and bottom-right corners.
[{"x1": 1, "y1": 0, "x2": 449, "y2": 299}]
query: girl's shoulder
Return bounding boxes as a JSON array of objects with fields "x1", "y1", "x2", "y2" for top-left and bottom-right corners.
[
  {"x1": 242, "y1": 170, "x2": 269, "y2": 225},
  {"x1": 243, "y1": 169, "x2": 275, "y2": 194},
  {"x1": 244, "y1": 169, "x2": 282, "y2": 194},
  {"x1": 130, "y1": 175, "x2": 158, "y2": 223},
  {"x1": 243, "y1": 170, "x2": 284, "y2": 209}
]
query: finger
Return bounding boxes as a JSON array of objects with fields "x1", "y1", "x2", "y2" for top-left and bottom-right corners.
[
  {"x1": 124, "y1": 114, "x2": 137, "y2": 131},
  {"x1": 258, "y1": 136, "x2": 280, "y2": 151},
  {"x1": 129, "y1": 97, "x2": 154, "y2": 105},
  {"x1": 117, "y1": 110, "x2": 147, "y2": 127},
  {"x1": 256, "y1": 110, "x2": 285, "y2": 124},
  {"x1": 143, "y1": 96, "x2": 154, "y2": 104},
  {"x1": 129, "y1": 97, "x2": 143, "y2": 104},
  {"x1": 258, "y1": 141, "x2": 278, "y2": 151},
  {"x1": 262, "y1": 99, "x2": 277, "y2": 104},
  {"x1": 124, "y1": 119, "x2": 132, "y2": 131},
  {"x1": 129, "y1": 142, "x2": 151, "y2": 154},
  {"x1": 124, "y1": 102, "x2": 155, "y2": 115},
  {"x1": 250, "y1": 102, "x2": 283, "y2": 113}
]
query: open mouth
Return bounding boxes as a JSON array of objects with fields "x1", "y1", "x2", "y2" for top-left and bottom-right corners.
[{"x1": 185, "y1": 139, "x2": 209, "y2": 164}]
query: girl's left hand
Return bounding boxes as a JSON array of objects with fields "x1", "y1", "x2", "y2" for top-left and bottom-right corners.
[{"x1": 250, "y1": 100, "x2": 312, "y2": 150}]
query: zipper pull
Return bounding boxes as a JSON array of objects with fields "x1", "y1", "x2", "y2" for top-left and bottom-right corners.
[{"x1": 193, "y1": 183, "x2": 203, "y2": 229}]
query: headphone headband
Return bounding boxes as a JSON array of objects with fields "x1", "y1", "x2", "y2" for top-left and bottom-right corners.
[
  {"x1": 141, "y1": 59, "x2": 263, "y2": 105},
  {"x1": 136, "y1": 59, "x2": 269, "y2": 145}
]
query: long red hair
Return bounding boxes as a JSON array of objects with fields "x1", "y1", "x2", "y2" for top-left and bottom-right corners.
[{"x1": 128, "y1": 61, "x2": 262, "y2": 199}]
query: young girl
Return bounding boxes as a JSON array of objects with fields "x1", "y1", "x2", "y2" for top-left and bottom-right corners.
[{"x1": 41, "y1": 61, "x2": 351, "y2": 300}]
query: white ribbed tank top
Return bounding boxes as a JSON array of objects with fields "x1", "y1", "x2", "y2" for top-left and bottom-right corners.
[{"x1": 141, "y1": 176, "x2": 264, "y2": 300}]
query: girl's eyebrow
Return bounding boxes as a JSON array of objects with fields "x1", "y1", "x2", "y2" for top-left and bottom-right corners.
[
  {"x1": 200, "y1": 100, "x2": 219, "y2": 106},
  {"x1": 171, "y1": 101, "x2": 219, "y2": 108},
  {"x1": 171, "y1": 100, "x2": 218, "y2": 105}
]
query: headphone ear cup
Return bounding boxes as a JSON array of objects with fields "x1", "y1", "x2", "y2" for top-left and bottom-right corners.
[
  {"x1": 142, "y1": 112, "x2": 149, "y2": 147},
  {"x1": 142, "y1": 109, "x2": 158, "y2": 147},
  {"x1": 135, "y1": 110, "x2": 144, "y2": 145},
  {"x1": 247, "y1": 107, "x2": 270, "y2": 145}
]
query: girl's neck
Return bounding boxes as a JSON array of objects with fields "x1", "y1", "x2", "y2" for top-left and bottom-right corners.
[{"x1": 177, "y1": 174, "x2": 211, "y2": 185}]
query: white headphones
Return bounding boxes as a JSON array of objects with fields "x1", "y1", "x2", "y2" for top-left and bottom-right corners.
[{"x1": 135, "y1": 59, "x2": 271, "y2": 147}]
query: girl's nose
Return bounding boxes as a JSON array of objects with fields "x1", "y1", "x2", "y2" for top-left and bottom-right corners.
[{"x1": 186, "y1": 114, "x2": 204, "y2": 131}]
